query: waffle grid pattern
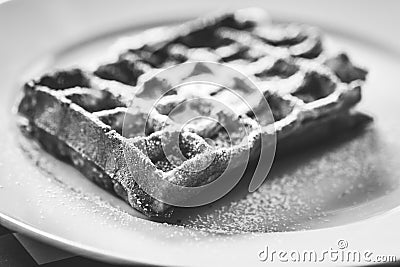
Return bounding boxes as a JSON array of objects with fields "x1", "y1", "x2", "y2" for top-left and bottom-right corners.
[{"x1": 18, "y1": 8, "x2": 368, "y2": 217}]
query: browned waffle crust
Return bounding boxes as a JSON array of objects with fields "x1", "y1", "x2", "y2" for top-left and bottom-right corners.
[{"x1": 18, "y1": 8, "x2": 370, "y2": 217}]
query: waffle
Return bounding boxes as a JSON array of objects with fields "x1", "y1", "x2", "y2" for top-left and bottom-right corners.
[{"x1": 17, "y1": 8, "x2": 370, "y2": 217}]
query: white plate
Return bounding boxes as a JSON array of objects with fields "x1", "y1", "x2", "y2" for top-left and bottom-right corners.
[{"x1": 1, "y1": 0, "x2": 400, "y2": 266}]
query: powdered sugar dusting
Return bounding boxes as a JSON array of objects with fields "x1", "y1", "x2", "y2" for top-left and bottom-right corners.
[
  {"x1": 17, "y1": 118, "x2": 400, "y2": 236},
  {"x1": 170, "y1": 128, "x2": 399, "y2": 234}
]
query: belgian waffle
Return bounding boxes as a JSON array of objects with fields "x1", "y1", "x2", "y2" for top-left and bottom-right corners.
[{"x1": 18, "y1": 8, "x2": 370, "y2": 217}]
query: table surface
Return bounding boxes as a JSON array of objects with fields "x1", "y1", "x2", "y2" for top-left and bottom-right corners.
[{"x1": 0, "y1": 224, "x2": 129, "y2": 266}]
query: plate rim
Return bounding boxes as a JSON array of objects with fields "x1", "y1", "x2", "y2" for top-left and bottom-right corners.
[{"x1": 1, "y1": 0, "x2": 400, "y2": 266}]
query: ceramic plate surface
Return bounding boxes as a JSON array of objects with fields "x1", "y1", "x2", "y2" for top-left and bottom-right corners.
[{"x1": 1, "y1": 0, "x2": 400, "y2": 266}]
